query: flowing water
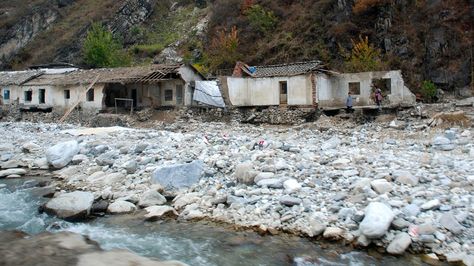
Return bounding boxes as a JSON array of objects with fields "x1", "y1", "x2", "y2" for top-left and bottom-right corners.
[{"x1": 0, "y1": 178, "x2": 429, "y2": 266}]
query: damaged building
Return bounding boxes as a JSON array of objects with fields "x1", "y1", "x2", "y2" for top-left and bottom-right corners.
[
  {"x1": 224, "y1": 61, "x2": 415, "y2": 109},
  {"x1": 1, "y1": 64, "x2": 204, "y2": 112}
]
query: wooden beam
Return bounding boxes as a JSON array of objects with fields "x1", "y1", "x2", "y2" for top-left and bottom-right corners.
[{"x1": 59, "y1": 75, "x2": 100, "y2": 123}]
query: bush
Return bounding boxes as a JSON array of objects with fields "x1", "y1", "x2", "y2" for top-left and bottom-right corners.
[
  {"x1": 420, "y1": 80, "x2": 437, "y2": 102},
  {"x1": 82, "y1": 23, "x2": 131, "y2": 68},
  {"x1": 245, "y1": 4, "x2": 277, "y2": 34},
  {"x1": 206, "y1": 26, "x2": 241, "y2": 71}
]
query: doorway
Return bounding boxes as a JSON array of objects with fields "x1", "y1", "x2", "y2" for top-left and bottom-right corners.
[
  {"x1": 279, "y1": 81, "x2": 288, "y2": 105},
  {"x1": 131, "y1": 89, "x2": 137, "y2": 108},
  {"x1": 39, "y1": 89, "x2": 45, "y2": 104}
]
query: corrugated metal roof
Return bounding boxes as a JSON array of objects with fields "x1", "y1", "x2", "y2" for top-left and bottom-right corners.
[
  {"x1": 0, "y1": 70, "x2": 44, "y2": 86},
  {"x1": 240, "y1": 60, "x2": 326, "y2": 78}
]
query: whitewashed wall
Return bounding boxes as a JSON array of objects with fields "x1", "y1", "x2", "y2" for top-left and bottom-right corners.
[{"x1": 227, "y1": 75, "x2": 312, "y2": 106}]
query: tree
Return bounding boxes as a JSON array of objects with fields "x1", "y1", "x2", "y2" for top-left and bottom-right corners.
[
  {"x1": 207, "y1": 26, "x2": 240, "y2": 71},
  {"x1": 82, "y1": 23, "x2": 130, "y2": 68},
  {"x1": 244, "y1": 4, "x2": 277, "y2": 34},
  {"x1": 344, "y1": 35, "x2": 385, "y2": 72}
]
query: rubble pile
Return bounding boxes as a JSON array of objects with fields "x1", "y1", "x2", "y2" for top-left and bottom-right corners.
[{"x1": 0, "y1": 113, "x2": 473, "y2": 264}]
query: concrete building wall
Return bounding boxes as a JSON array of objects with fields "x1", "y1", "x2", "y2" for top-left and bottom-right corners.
[
  {"x1": 8, "y1": 84, "x2": 104, "y2": 110},
  {"x1": 317, "y1": 70, "x2": 416, "y2": 108},
  {"x1": 179, "y1": 65, "x2": 203, "y2": 106},
  {"x1": 227, "y1": 75, "x2": 312, "y2": 106}
]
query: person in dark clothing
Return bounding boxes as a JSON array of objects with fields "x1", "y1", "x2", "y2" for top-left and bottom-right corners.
[{"x1": 374, "y1": 88, "x2": 383, "y2": 111}]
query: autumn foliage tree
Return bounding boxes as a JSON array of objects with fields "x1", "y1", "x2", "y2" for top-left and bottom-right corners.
[
  {"x1": 344, "y1": 35, "x2": 385, "y2": 72},
  {"x1": 241, "y1": 0, "x2": 254, "y2": 14},
  {"x1": 207, "y1": 26, "x2": 240, "y2": 72}
]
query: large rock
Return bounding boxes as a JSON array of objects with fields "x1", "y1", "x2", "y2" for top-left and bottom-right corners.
[
  {"x1": 44, "y1": 191, "x2": 94, "y2": 221},
  {"x1": 283, "y1": 178, "x2": 302, "y2": 193},
  {"x1": 138, "y1": 190, "x2": 167, "y2": 208},
  {"x1": 393, "y1": 170, "x2": 419, "y2": 186},
  {"x1": 46, "y1": 140, "x2": 79, "y2": 168},
  {"x1": 279, "y1": 195, "x2": 302, "y2": 206},
  {"x1": 144, "y1": 206, "x2": 178, "y2": 220},
  {"x1": 107, "y1": 200, "x2": 137, "y2": 214},
  {"x1": 386, "y1": 232, "x2": 412, "y2": 255},
  {"x1": 439, "y1": 212, "x2": 464, "y2": 234},
  {"x1": 151, "y1": 161, "x2": 204, "y2": 191},
  {"x1": 370, "y1": 179, "x2": 393, "y2": 194},
  {"x1": 0, "y1": 231, "x2": 186, "y2": 266},
  {"x1": 359, "y1": 202, "x2": 395, "y2": 238},
  {"x1": 0, "y1": 168, "x2": 27, "y2": 178},
  {"x1": 234, "y1": 162, "x2": 257, "y2": 185}
]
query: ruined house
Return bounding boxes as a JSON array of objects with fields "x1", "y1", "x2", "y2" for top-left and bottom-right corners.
[
  {"x1": 0, "y1": 70, "x2": 43, "y2": 105},
  {"x1": 3, "y1": 64, "x2": 203, "y2": 111},
  {"x1": 225, "y1": 61, "x2": 415, "y2": 109}
]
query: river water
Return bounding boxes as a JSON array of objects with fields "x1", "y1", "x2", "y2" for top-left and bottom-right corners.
[{"x1": 0, "y1": 178, "x2": 428, "y2": 266}]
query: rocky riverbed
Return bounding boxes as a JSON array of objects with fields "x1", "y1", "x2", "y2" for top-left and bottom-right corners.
[{"x1": 1, "y1": 113, "x2": 473, "y2": 265}]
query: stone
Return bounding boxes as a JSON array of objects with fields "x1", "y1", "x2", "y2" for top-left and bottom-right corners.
[
  {"x1": 254, "y1": 172, "x2": 275, "y2": 183},
  {"x1": 1, "y1": 160, "x2": 20, "y2": 169},
  {"x1": 370, "y1": 179, "x2": 393, "y2": 194},
  {"x1": 306, "y1": 218, "x2": 327, "y2": 237},
  {"x1": 121, "y1": 160, "x2": 137, "y2": 174},
  {"x1": 234, "y1": 162, "x2": 257, "y2": 185},
  {"x1": 71, "y1": 154, "x2": 88, "y2": 165},
  {"x1": 393, "y1": 170, "x2": 418, "y2": 186},
  {"x1": 283, "y1": 178, "x2": 302, "y2": 193},
  {"x1": 144, "y1": 206, "x2": 178, "y2": 220},
  {"x1": 392, "y1": 218, "x2": 410, "y2": 230},
  {"x1": 22, "y1": 142, "x2": 41, "y2": 153},
  {"x1": 279, "y1": 195, "x2": 302, "y2": 206},
  {"x1": 134, "y1": 143, "x2": 148, "y2": 154},
  {"x1": 44, "y1": 191, "x2": 94, "y2": 220},
  {"x1": 402, "y1": 204, "x2": 420, "y2": 217},
  {"x1": 95, "y1": 152, "x2": 116, "y2": 166},
  {"x1": 439, "y1": 212, "x2": 464, "y2": 234},
  {"x1": 256, "y1": 178, "x2": 283, "y2": 188},
  {"x1": 151, "y1": 161, "x2": 204, "y2": 191},
  {"x1": 172, "y1": 192, "x2": 200, "y2": 210},
  {"x1": 323, "y1": 227, "x2": 345, "y2": 240},
  {"x1": 138, "y1": 190, "x2": 167, "y2": 208},
  {"x1": 107, "y1": 200, "x2": 137, "y2": 214},
  {"x1": 386, "y1": 232, "x2": 412, "y2": 255},
  {"x1": 46, "y1": 140, "x2": 79, "y2": 169},
  {"x1": 421, "y1": 199, "x2": 440, "y2": 211},
  {"x1": 359, "y1": 202, "x2": 395, "y2": 239},
  {"x1": 0, "y1": 168, "x2": 27, "y2": 178},
  {"x1": 91, "y1": 200, "x2": 109, "y2": 213},
  {"x1": 432, "y1": 136, "x2": 455, "y2": 151},
  {"x1": 321, "y1": 137, "x2": 341, "y2": 150}
]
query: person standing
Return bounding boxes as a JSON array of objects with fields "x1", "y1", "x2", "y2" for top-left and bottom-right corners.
[
  {"x1": 346, "y1": 91, "x2": 354, "y2": 113},
  {"x1": 374, "y1": 88, "x2": 383, "y2": 111}
]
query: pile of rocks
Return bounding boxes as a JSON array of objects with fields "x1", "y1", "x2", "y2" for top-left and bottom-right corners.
[{"x1": 0, "y1": 116, "x2": 473, "y2": 264}]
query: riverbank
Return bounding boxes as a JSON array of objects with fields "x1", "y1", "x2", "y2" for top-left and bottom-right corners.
[{"x1": 0, "y1": 107, "x2": 473, "y2": 265}]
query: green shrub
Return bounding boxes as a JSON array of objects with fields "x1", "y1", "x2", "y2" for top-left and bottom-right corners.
[
  {"x1": 245, "y1": 5, "x2": 278, "y2": 34},
  {"x1": 420, "y1": 80, "x2": 437, "y2": 102},
  {"x1": 82, "y1": 23, "x2": 131, "y2": 68}
]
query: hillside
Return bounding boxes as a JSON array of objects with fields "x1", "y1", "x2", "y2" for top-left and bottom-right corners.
[{"x1": 0, "y1": 0, "x2": 472, "y2": 93}]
